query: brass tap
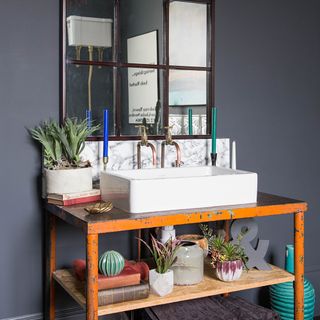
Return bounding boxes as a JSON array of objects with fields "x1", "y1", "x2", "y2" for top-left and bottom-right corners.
[
  {"x1": 164, "y1": 126, "x2": 173, "y2": 145},
  {"x1": 136, "y1": 125, "x2": 148, "y2": 146},
  {"x1": 161, "y1": 126, "x2": 182, "y2": 168},
  {"x1": 136, "y1": 125, "x2": 157, "y2": 169}
]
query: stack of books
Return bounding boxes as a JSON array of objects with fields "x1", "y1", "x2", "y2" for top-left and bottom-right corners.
[
  {"x1": 73, "y1": 259, "x2": 150, "y2": 306},
  {"x1": 47, "y1": 189, "x2": 101, "y2": 206}
]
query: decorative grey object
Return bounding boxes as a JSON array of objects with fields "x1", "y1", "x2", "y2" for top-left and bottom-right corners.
[{"x1": 231, "y1": 218, "x2": 271, "y2": 270}]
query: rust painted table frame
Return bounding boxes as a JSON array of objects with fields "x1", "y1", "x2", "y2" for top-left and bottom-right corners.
[{"x1": 45, "y1": 193, "x2": 306, "y2": 320}]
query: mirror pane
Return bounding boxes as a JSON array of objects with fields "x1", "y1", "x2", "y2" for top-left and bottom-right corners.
[
  {"x1": 120, "y1": 67, "x2": 164, "y2": 136},
  {"x1": 169, "y1": 1, "x2": 208, "y2": 67},
  {"x1": 169, "y1": 70, "x2": 207, "y2": 106},
  {"x1": 66, "y1": 64, "x2": 115, "y2": 135},
  {"x1": 120, "y1": 0, "x2": 164, "y2": 64},
  {"x1": 66, "y1": 0, "x2": 114, "y2": 62},
  {"x1": 169, "y1": 69, "x2": 207, "y2": 135}
]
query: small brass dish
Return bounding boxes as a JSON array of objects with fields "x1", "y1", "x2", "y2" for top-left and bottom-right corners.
[{"x1": 85, "y1": 201, "x2": 113, "y2": 214}]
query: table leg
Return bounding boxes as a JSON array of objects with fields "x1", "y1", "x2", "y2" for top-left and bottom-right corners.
[
  {"x1": 224, "y1": 220, "x2": 231, "y2": 241},
  {"x1": 223, "y1": 220, "x2": 231, "y2": 298},
  {"x1": 294, "y1": 211, "x2": 304, "y2": 320},
  {"x1": 45, "y1": 214, "x2": 56, "y2": 320},
  {"x1": 86, "y1": 234, "x2": 99, "y2": 320},
  {"x1": 137, "y1": 229, "x2": 142, "y2": 261}
]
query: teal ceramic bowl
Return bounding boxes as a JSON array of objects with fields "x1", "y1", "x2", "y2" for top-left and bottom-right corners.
[
  {"x1": 271, "y1": 304, "x2": 314, "y2": 319},
  {"x1": 271, "y1": 305, "x2": 314, "y2": 318},
  {"x1": 271, "y1": 299, "x2": 315, "y2": 308},
  {"x1": 270, "y1": 285, "x2": 314, "y2": 297},
  {"x1": 271, "y1": 303, "x2": 314, "y2": 316},
  {"x1": 270, "y1": 291, "x2": 315, "y2": 304}
]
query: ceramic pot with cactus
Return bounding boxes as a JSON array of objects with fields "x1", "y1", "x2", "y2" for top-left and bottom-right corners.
[
  {"x1": 30, "y1": 118, "x2": 99, "y2": 195},
  {"x1": 200, "y1": 224, "x2": 248, "y2": 282},
  {"x1": 139, "y1": 235, "x2": 182, "y2": 297}
]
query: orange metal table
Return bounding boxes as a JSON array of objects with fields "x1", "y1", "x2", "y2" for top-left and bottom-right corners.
[{"x1": 45, "y1": 192, "x2": 307, "y2": 320}]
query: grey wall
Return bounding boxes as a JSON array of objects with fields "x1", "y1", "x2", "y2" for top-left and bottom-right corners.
[
  {"x1": 0, "y1": 0, "x2": 59, "y2": 318},
  {"x1": 0, "y1": 0, "x2": 319, "y2": 319},
  {"x1": 216, "y1": 0, "x2": 320, "y2": 315}
]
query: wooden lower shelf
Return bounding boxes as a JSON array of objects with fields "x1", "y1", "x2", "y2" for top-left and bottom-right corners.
[{"x1": 53, "y1": 264, "x2": 294, "y2": 316}]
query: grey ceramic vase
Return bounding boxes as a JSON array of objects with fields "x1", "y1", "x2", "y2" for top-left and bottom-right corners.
[{"x1": 269, "y1": 245, "x2": 315, "y2": 320}]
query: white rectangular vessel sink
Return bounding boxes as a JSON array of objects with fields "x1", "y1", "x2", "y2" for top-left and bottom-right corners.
[{"x1": 100, "y1": 166, "x2": 258, "y2": 213}]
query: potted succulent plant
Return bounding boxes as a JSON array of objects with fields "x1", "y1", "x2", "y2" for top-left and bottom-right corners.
[
  {"x1": 139, "y1": 235, "x2": 182, "y2": 297},
  {"x1": 200, "y1": 224, "x2": 248, "y2": 282},
  {"x1": 30, "y1": 118, "x2": 99, "y2": 195}
]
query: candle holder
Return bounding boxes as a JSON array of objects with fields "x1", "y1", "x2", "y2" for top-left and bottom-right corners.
[
  {"x1": 210, "y1": 152, "x2": 217, "y2": 166},
  {"x1": 103, "y1": 156, "x2": 109, "y2": 170}
]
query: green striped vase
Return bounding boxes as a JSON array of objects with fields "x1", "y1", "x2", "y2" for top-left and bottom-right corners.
[
  {"x1": 269, "y1": 245, "x2": 315, "y2": 319},
  {"x1": 98, "y1": 250, "x2": 125, "y2": 277}
]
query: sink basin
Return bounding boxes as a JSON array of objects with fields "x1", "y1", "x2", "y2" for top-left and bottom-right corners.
[{"x1": 100, "y1": 166, "x2": 258, "y2": 213}]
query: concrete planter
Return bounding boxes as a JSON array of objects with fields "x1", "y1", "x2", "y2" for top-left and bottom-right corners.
[
  {"x1": 149, "y1": 269, "x2": 173, "y2": 297},
  {"x1": 215, "y1": 260, "x2": 243, "y2": 282},
  {"x1": 44, "y1": 167, "x2": 92, "y2": 195}
]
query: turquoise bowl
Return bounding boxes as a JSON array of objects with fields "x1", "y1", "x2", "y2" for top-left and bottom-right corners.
[
  {"x1": 269, "y1": 245, "x2": 316, "y2": 320},
  {"x1": 269, "y1": 289, "x2": 315, "y2": 301}
]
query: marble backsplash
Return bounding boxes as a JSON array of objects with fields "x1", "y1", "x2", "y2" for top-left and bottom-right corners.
[{"x1": 81, "y1": 138, "x2": 230, "y2": 181}]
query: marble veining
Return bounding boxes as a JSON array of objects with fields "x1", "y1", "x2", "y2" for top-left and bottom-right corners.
[
  {"x1": 81, "y1": 139, "x2": 230, "y2": 181},
  {"x1": 169, "y1": 115, "x2": 207, "y2": 135}
]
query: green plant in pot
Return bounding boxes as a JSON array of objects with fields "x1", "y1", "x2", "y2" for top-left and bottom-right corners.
[
  {"x1": 30, "y1": 118, "x2": 99, "y2": 195},
  {"x1": 200, "y1": 224, "x2": 248, "y2": 282},
  {"x1": 139, "y1": 235, "x2": 182, "y2": 297}
]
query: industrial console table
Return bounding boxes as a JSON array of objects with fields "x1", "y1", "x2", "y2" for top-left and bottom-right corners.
[{"x1": 45, "y1": 192, "x2": 307, "y2": 320}]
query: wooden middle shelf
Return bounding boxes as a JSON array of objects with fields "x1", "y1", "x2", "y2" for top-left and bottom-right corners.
[{"x1": 53, "y1": 264, "x2": 294, "y2": 316}]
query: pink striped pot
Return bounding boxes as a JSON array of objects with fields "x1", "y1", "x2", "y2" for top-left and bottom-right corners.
[{"x1": 215, "y1": 260, "x2": 243, "y2": 282}]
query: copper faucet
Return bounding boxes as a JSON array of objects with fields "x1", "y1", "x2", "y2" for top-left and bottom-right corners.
[
  {"x1": 136, "y1": 125, "x2": 157, "y2": 169},
  {"x1": 161, "y1": 126, "x2": 182, "y2": 168}
]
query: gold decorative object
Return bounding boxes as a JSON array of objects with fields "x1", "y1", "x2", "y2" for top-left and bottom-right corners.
[{"x1": 85, "y1": 201, "x2": 113, "y2": 214}]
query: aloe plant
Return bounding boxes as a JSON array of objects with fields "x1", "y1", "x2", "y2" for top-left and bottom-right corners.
[
  {"x1": 138, "y1": 235, "x2": 182, "y2": 274},
  {"x1": 30, "y1": 118, "x2": 99, "y2": 169}
]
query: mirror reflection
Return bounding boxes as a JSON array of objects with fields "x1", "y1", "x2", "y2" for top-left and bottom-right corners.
[
  {"x1": 66, "y1": 0, "x2": 114, "y2": 62},
  {"x1": 63, "y1": 0, "x2": 213, "y2": 138},
  {"x1": 169, "y1": 1, "x2": 207, "y2": 67},
  {"x1": 120, "y1": 0, "x2": 163, "y2": 64},
  {"x1": 120, "y1": 67, "x2": 164, "y2": 136},
  {"x1": 66, "y1": 64, "x2": 115, "y2": 135}
]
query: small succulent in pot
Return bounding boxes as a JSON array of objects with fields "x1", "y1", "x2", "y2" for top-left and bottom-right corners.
[
  {"x1": 200, "y1": 224, "x2": 248, "y2": 282},
  {"x1": 138, "y1": 235, "x2": 182, "y2": 296}
]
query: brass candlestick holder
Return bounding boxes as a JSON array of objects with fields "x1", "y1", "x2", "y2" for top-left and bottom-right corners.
[{"x1": 211, "y1": 152, "x2": 217, "y2": 166}]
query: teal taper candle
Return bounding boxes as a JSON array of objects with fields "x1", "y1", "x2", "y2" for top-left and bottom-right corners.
[
  {"x1": 211, "y1": 107, "x2": 217, "y2": 153},
  {"x1": 188, "y1": 108, "x2": 193, "y2": 135}
]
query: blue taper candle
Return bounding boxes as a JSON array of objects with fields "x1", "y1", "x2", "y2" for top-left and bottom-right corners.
[
  {"x1": 86, "y1": 109, "x2": 92, "y2": 129},
  {"x1": 103, "y1": 109, "x2": 109, "y2": 159}
]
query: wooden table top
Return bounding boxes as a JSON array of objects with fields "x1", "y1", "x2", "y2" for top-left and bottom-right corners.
[{"x1": 46, "y1": 192, "x2": 307, "y2": 234}]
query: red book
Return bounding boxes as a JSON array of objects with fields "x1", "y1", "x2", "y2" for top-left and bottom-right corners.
[
  {"x1": 73, "y1": 259, "x2": 149, "y2": 290},
  {"x1": 47, "y1": 195, "x2": 101, "y2": 206}
]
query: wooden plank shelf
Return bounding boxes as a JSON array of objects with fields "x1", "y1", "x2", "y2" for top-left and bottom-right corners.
[{"x1": 53, "y1": 264, "x2": 294, "y2": 316}]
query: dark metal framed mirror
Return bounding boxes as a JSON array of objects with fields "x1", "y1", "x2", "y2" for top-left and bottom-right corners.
[{"x1": 61, "y1": 0, "x2": 215, "y2": 140}]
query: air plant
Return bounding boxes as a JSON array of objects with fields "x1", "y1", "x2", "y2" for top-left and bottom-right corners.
[
  {"x1": 29, "y1": 118, "x2": 99, "y2": 169},
  {"x1": 138, "y1": 235, "x2": 182, "y2": 274}
]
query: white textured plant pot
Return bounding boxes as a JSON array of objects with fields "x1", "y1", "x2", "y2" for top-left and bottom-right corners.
[
  {"x1": 149, "y1": 269, "x2": 174, "y2": 297},
  {"x1": 44, "y1": 167, "x2": 92, "y2": 195},
  {"x1": 215, "y1": 260, "x2": 243, "y2": 282}
]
